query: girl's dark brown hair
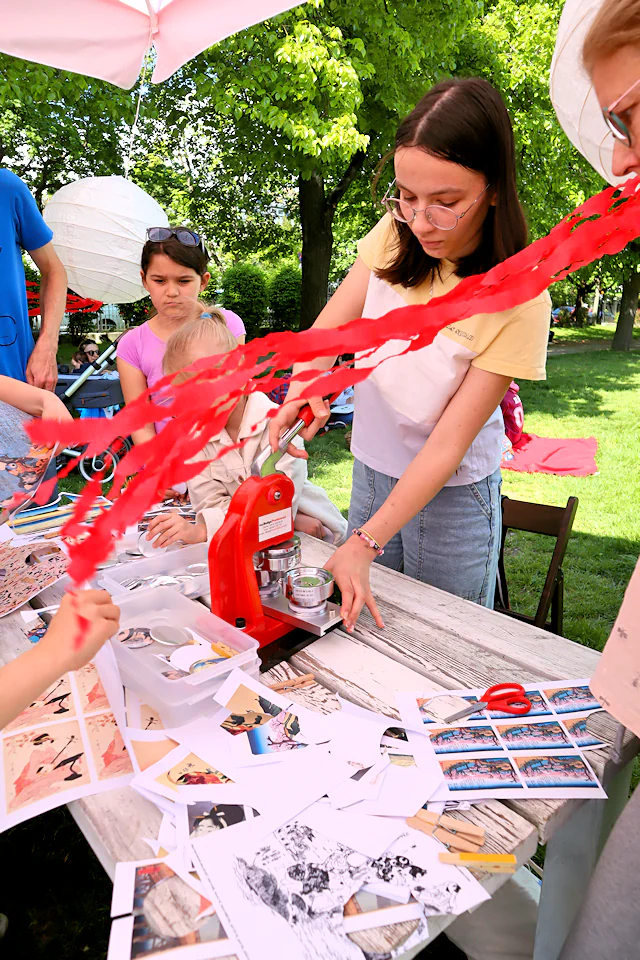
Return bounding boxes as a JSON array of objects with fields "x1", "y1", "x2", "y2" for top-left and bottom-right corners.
[
  {"x1": 376, "y1": 77, "x2": 527, "y2": 287},
  {"x1": 141, "y1": 226, "x2": 209, "y2": 277}
]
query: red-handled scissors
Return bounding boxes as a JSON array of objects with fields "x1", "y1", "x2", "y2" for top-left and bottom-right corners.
[{"x1": 444, "y1": 684, "x2": 532, "y2": 724}]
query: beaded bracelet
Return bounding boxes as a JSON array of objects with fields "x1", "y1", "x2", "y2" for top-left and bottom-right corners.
[{"x1": 353, "y1": 527, "x2": 385, "y2": 556}]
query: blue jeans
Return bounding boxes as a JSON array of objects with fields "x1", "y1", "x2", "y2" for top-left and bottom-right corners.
[{"x1": 348, "y1": 458, "x2": 502, "y2": 607}]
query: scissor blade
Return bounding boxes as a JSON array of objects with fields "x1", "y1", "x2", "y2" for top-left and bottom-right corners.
[{"x1": 444, "y1": 701, "x2": 488, "y2": 724}]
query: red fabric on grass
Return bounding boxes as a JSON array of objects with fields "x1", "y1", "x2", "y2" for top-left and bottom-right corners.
[{"x1": 503, "y1": 434, "x2": 598, "y2": 477}]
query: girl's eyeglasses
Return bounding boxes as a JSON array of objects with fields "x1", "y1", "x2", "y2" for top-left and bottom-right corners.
[
  {"x1": 382, "y1": 180, "x2": 491, "y2": 230},
  {"x1": 146, "y1": 227, "x2": 206, "y2": 253},
  {"x1": 602, "y1": 78, "x2": 640, "y2": 149}
]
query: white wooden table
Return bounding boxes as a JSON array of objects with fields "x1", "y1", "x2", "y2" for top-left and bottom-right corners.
[{"x1": 1, "y1": 534, "x2": 636, "y2": 960}]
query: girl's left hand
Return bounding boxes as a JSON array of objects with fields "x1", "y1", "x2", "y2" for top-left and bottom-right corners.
[
  {"x1": 146, "y1": 513, "x2": 205, "y2": 548},
  {"x1": 324, "y1": 536, "x2": 385, "y2": 633}
]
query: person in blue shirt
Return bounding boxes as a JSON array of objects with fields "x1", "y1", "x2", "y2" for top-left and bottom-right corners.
[{"x1": 0, "y1": 169, "x2": 67, "y2": 390}]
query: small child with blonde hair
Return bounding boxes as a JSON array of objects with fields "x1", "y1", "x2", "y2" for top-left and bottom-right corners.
[{"x1": 145, "y1": 313, "x2": 348, "y2": 549}]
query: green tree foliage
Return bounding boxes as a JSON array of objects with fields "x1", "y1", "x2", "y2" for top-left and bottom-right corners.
[
  {"x1": 220, "y1": 264, "x2": 269, "y2": 340},
  {"x1": 145, "y1": 0, "x2": 481, "y2": 326},
  {"x1": 459, "y1": 0, "x2": 637, "y2": 346},
  {"x1": 118, "y1": 300, "x2": 151, "y2": 328},
  {"x1": 269, "y1": 263, "x2": 302, "y2": 331},
  {"x1": 3, "y1": 0, "x2": 639, "y2": 344},
  {"x1": 68, "y1": 311, "x2": 100, "y2": 343},
  {"x1": 0, "y1": 53, "x2": 140, "y2": 205}
]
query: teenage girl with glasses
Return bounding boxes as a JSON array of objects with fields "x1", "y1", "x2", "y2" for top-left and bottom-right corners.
[
  {"x1": 269, "y1": 77, "x2": 552, "y2": 636},
  {"x1": 117, "y1": 227, "x2": 246, "y2": 447}
]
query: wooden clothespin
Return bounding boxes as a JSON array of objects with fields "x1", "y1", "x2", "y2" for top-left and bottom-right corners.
[
  {"x1": 269, "y1": 673, "x2": 315, "y2": 693},
  {"x1": 406, "y1": 808, "x2": 486, "y2": 853},
  {"x1": 439, "y1": 852, "x2": 517, "y2": 874}
]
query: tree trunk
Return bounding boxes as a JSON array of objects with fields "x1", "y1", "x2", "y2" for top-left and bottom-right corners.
[
  {"x1": 298, "y1": 150, "x2": 366, "y2": 331},
  {"x1": 613, "y1": 266, "x2": 640, "y2": 351},
  {"x1": 299, "y1": 171, "x2": 334, "y2": 331}
]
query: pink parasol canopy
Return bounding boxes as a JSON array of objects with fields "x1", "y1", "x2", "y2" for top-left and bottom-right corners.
[{"x1": 0, "y1": 0, "x2": 304, "y2": 89}]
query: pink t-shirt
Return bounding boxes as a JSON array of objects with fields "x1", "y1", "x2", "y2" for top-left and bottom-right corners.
[{"x1": 117, "y1": 310, "x2": 245, "y2": 431}]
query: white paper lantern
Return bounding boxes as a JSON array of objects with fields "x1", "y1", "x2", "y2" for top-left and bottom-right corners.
[
  {"x1": 43, "y1": 176, "x2": 169, "y2": 303},
  {"x1": 550, "y1": 0, "x2": 629, "y2": 187}
]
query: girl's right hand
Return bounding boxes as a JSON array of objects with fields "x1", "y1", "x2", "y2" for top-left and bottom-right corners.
[{"x1": 268, "y1": 397, "x2": 332, "y2": 459}]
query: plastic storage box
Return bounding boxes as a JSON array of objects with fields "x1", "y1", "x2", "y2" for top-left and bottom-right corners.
[
  {"x1": 101, "y1": 543, "x2": 210, "y2": 599},
  {"x1": 112, "y1": 587, "x2": 260, "y2": 726}
]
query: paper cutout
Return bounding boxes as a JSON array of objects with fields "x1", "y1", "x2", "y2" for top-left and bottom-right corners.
[
  {"x1": 0, "y1": 542, "x2": 68, "y2": 618},
  {"x1": 26, "y1": 179, "x2": 640, "y2": 597},
  {"x1": 108, "y1": 857, "x2": 230, "y2": 960},
  {"x1": 0, "y1": 400, "x2": 55, "y2": 515},
  {"x1": 0, "y1": 658, "x2": 134, "y2": 831}
]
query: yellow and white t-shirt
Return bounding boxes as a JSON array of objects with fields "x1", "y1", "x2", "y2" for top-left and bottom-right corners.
[{"x1": 352, "y1": 214, "x2": 551, "y2": 484}]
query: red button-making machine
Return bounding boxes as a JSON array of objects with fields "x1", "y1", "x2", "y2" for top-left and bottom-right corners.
[{"x1": 207, "y1": 405, "x2": 342, "y2": 647}]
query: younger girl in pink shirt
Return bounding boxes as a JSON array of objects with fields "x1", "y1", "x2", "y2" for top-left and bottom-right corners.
[{"x1": 117, "y1": 226, "x2": 246, "y2": 443}]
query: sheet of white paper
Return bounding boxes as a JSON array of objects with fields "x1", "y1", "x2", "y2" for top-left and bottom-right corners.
[
  {"x1": 132, "y1": 782, "x2": 182, "y2": 817},
  {"x1": 107, "y1": 915, "x2": 236, "y2": 960},
  {"x1": 436, "y1": 749, "x2": 606, "y2": 800},
  {"x1": 349, "y1": 762, "x2": 443, "y2": 817},
  {"x1": 371, "y1": 828, "x2": 491, "y2": 917},
  {"x1": 178, "y1": 800, "x2": 258, "y2": 846},
  {"x1": 239, "y1": 747, "x2": 353, "y2": 836},
  {"x1": 398, "y1": 680, "x2": 603, "y2": 731},
  {"x1": 132, "y1": 743, "x2": 247, "y2": 805},
  {"x1": 361, "y1": 882, "x2": 412, "y2": 903},
  {"x1": 111, "y1": 853, "x2": 208, "y2": 918},
  {"x1": 342, "y1": 899, "x2": 424, "y2": 933},
  {"x1": 296, "y1": 803, "x2": 404, "y2": 858},
  {"x1": 194, "y1": 823, "x2": 371, "y2": 960},
  {"x1": 327, "y1": 755, "x2": 390, "y2": 810},
  {"x1": 194, "y1": 817, "x2": 485, "y2": 960},
  {"x1": 214, "y1": 667, "x2": 291, "y2": 715},
  {"x1": 0, "y1": 522, "x2": 13, "y2": 543}
]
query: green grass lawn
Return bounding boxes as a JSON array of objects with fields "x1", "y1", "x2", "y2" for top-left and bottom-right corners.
[
  {"x1": 552, "y1": 323, "x2": 640, "y2": 344},
  {"x1": 307, "y1": 350, "x2": 640, "y2": 650}
]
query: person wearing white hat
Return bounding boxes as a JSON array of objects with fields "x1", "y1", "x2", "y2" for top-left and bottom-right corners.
[
  {"x1": 557, "y1": 7, "x2": 640, "y2": 960},
  {"x1": 585, "y1": 0, "x2": 640, "y2": 180}
]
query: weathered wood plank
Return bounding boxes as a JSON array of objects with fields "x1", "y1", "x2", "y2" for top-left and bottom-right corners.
[
  {"x1": 298, "y1": 535, "x2": 600, "y2": 681},
  {"x1": 67, "y1": 790, "x2": 162, "y2": 880}
]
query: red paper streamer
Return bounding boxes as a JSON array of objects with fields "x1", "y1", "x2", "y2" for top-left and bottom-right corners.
[
  {"x1": 25, "y1": 280, "x2": 103, "y2": 318},
  {"x1": 28, "y1": 179, "x2": 640, "y2": 589},
  {"x1": 70, "y1": 590, "x2": 92, "y2": 651}
]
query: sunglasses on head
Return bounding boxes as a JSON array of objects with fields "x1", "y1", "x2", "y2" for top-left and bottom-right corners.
[{"x1": 146, "y1": 227, "x2": 207, "y2": 253}]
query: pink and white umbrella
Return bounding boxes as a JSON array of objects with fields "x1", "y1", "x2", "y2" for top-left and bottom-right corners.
[{"x1": 0, "y1": 0, "x2": 304, "y2": 89}]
